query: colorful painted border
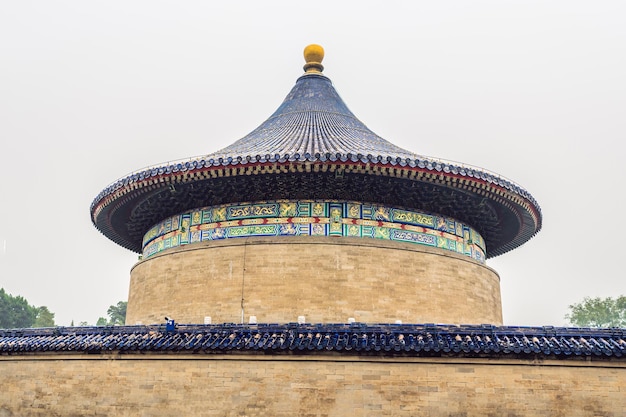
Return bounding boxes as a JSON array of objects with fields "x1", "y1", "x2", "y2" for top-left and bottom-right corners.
[{"x1": 142, "y1": 200, "x2": 486, "y2": 263}]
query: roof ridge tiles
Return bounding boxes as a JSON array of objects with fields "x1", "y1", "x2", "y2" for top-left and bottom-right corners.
[{"x1": 1, "y1": 323, "x2": 623, "y2": 358}]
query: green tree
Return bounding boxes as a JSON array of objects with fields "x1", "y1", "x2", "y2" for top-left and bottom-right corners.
[
  {"x1": 565, "y1": 296, "x2": 626, "y2": 328},
  {"x1": 95, "y1": 301, "x2": 128, "y2": 326},
  {"x1": 0, "y1": 288, "x2": 37, "y2": 328},
  {"x1": 107, "y1": 301, "x2": 127, "y2": 325},
  {"x1": 33, "y1": 306, "x2": 55, "y2": 327}
]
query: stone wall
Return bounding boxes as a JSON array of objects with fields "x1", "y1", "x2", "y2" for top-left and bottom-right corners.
[
  {"x1": 127, "y1": 236, "x2": 502, "y2": 325},
  {"x1": 0, "y1": 353, "x2": 623, "y2": 416}
]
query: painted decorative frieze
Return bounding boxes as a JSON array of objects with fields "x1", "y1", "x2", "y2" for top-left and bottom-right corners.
[{"x1": 142, "y1": 200, "x2": 486, "y2": 263}]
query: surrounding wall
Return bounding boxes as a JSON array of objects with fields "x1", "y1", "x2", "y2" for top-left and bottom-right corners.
[
  {"x1": 1, "y1": 353, "x2": 623, "y2": 416},
  {"x1": 127, "y1": 236, "x2": 502, "y2": 325}
]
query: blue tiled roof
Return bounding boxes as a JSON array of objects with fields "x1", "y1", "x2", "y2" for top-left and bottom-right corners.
[
  {"x1": 1, "y1": 323, "x2": 623, "y2": 359},
  {"x1": 206, "y1": 74, "x2": 419, "y2": 162},
  {"x1": 92, "y1": 73, "x2": 538, "y2": 205},
  {"x1": 90, "y1": 58, "x2": 542, "y2": 258}
]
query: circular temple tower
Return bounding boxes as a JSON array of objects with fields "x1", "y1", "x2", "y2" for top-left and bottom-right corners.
[{"x1": 91, "y1": 45, "x2": 542, "y2": 326}]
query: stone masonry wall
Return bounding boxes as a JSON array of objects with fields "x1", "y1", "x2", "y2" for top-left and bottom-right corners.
[
  {"x1": 127, "y1": 236, "x2": 502, "y2": 325},
  {"x1": 0, "y1": 354, "x2": 623, "y2": 416}
]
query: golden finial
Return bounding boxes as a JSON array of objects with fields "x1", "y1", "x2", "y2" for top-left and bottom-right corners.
[{"x1": 303, "y1": 44, "x2": 324, "y2": 73}]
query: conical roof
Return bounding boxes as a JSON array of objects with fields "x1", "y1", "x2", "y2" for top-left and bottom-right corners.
[
  {"x1": 91, "y1": 45, "x2": 541, "y2": 258},
  {"x1": 206, "y1": 72, "x2": 418, "y2": 163}
]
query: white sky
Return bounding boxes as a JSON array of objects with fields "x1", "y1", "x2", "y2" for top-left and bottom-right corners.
[{"x1": 1, "y1": 1, "x2": 624, "y2": 327}]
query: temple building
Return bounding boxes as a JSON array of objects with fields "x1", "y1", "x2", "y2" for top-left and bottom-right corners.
[
  {"x1": 0, "y1": 46, "x2": 623, "y2": 416},
  {"x1": 91, "y1": 44, "x2": 541, "y2": 327}
]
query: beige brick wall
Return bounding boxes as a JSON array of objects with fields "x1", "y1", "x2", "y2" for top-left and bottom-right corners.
[
  {"x1": 127, "y1": 237, "x2": 502, "y2": 325},
  {"x1": 0, "y1": 354, "x2": 623, "y2": 416}
]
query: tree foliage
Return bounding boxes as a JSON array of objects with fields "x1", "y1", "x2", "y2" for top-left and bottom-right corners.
[
  {"x1": 96, "y1": 301, "x2": 127, "y2": 326},
  {"x1": 34, "y1": 306, "x2": 56, "y2": 327},
  {"x1": 0, "y1": 288, "x2": 52, "y2": 328},
  {"x1": 107, "y1": 301, "x2": 127, "y2": 325},
  {"x1": 565, "y1": 296, "x2": 626, "y2": 328}
]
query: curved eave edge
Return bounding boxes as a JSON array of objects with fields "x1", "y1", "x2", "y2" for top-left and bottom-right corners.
[
  {"x1": 92, "y1": 155, "x2": 540, "y2": 212},
  {"x1": 93, "y1": 217, "x2": 141, "y2": 253},
  {"x1": 91, "y1": 159, "x2": 542, "y2": 254},
  {"x1": 488, "y1": 210, "x2": 542, "y2": 258}
]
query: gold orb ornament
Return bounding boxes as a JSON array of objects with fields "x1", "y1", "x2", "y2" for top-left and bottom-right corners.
[{"x1": 303, "y1": 44, "x2": 324, "y2": 73}]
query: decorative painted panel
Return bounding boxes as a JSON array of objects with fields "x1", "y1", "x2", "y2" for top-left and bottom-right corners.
[{"x1": 142, "y1": 200, "x2": 486, "y2": 263}]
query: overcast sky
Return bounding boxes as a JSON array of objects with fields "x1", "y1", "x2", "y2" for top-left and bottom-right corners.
[{"x1": 1, "y1": 1, "x2": 624, "y2": 327}]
